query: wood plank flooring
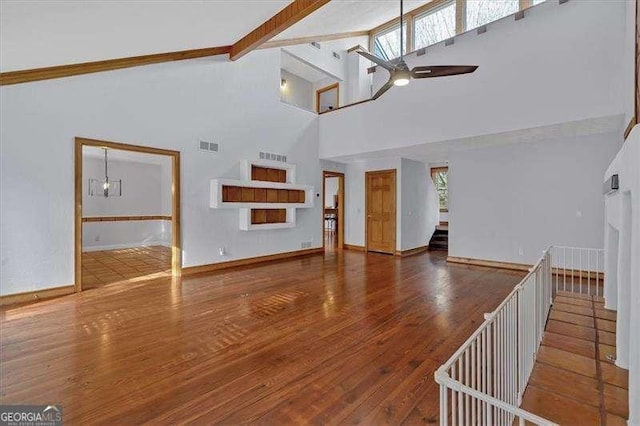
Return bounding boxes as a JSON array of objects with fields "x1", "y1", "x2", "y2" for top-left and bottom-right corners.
[
  {"x1": 0, "y1": 250, "x2": 525, "y2": 424},
  {"x1": 82, "y1": 245, "x2": 171, "y2": 289},
  {"x1": 521, "y1": 291, "x2": 629, "y2": 425}
]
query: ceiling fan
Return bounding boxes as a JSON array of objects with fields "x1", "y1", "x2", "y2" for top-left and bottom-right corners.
[{"x1": 357, "y1": 0, "x2": 478, "y2": 100}]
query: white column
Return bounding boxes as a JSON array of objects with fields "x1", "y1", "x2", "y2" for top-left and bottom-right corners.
[
  {"x1": 615, "y1": 193, "x2": 632, "y2": 370},
  {"x1": 604, "y1": 221, "x2": 619, "y2": 310}
]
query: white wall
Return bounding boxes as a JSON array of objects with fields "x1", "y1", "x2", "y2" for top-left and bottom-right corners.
[
  {"x1": 280, "y1": 69, "x2": 314, "y2": 112},
  {"x1": 324, "y1": 177, "x2": 338, "y2": 207},
  {"x1": 282, "y1": 37, "x2": 362, "y2": 82},
  {"x1": 603, "y1": 125, "x2": 640, "y2": 425},
  {"x1": 82, "y1": 156, "x2": 172, "y2": 250},
  {"x1": 319, "y1": 0, "x2": 627, "y2": 160},
  {"x1": 448, "y1": 131, "x2": 622, "y2": 265},
  {"x1": 346, "y1": 50, "x2": 373, "y2": 106},
  {"x1": 0, "y1": 49, "x2": 324, "y2": 296},
  {"x1": 83, "y1": 221, "x2": 170, "y2": 251},
  {"x1": 401, "y1": 158, "x2": 438, "y2": 251},
  {"x1": 83, "y1": 156, "x2": 170, "y2": 216}
]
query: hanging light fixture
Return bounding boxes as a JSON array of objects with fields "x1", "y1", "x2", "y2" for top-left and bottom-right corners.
[{"x1": 88, "y1": 148, "x2": 122, "y2": 197}]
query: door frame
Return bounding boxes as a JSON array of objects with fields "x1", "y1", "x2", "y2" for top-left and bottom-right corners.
[
  {"x1": 74, "y1": 137, "x2": 181, "y2": 292},
  {"x1": 322, "y1": 171, "x2": 344, "y2": 250},
  {"x1": 365, "y1": 169, "x2": 396, "y2": 254},
  {"x1": 316, "y1": 82, "x2": 339, "y2": 113}
]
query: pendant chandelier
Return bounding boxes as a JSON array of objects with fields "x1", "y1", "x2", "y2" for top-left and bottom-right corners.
[{"x1": 88, "y1": 148, "x2": 122, "y2": 197}]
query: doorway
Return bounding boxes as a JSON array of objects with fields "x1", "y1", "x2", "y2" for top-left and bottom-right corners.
[
  {"x1": 323, "y1": 171, "x2": 344, "y2": 251},
  {"x1": 74, "y1": 137, "x2": 181, "y2": 292},
  {"x1": 365, "y1": 169, "x2": 396, "y2": 254},
  {"x1": 316, "y1": 83, "x2": 339, "y2": 113}
]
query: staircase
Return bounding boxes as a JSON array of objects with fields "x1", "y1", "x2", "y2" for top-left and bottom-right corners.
[{"x1": 429, "y1": 226, "x2": 448, "y2": 251}]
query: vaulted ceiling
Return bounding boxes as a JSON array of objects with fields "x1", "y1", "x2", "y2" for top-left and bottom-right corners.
[
  {"x1": 274, "y1": 0, "x2": 431, "y2": 40},
  {"x1": 1, "y1": 0, "x2": 434, "y2": 73},
  {"x1": 0, "y1": 0, "x2": 290, "y2": 71}
]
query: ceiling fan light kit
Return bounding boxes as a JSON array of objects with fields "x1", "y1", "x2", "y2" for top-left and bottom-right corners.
[{"x1": 357, "y1": 0, "x2": 479, "y2": 100}]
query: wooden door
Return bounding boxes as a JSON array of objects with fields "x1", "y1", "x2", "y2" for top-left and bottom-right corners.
[{"x1": 366, "y1": 169, "x2": 396, "y2": 254}]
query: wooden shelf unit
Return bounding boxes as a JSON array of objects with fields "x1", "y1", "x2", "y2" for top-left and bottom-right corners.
[{"x1": 210, "y1": 160, "x2": 313, "y2": 231}]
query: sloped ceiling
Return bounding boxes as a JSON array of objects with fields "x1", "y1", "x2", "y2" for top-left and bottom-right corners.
[
  {"x1": 0, "y1": 0, "x2": 289, "y2": 72},
  {"x1": 274, "y1": 0, "x2": 433, "y2": 40}
]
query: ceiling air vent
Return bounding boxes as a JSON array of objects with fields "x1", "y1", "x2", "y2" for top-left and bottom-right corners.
[
  {"x1": 310, "y1": 42, "x2": 321, "y2": 49},
  {"x1": 199, "y1": 140, "x2": 219, "y2": 153},
  {"x1": 332, "y1": 51, "x2": 341, "y2": 60}
]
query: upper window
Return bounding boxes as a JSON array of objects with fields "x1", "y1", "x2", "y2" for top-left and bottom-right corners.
[
  {"x1": 414, "y1": 1, "x2": 456, "y2": 50},
  {"x1": 431, "y1": 167, "x2": 448, "y2": 212},
  {"x1": 466, "y1": 0, "x2": 519, "y2": 31},
  {"x1": 373, "y1": 24, "x2": 407, "y2": 60}
]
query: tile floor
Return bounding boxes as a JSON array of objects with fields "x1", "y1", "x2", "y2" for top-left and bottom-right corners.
[
  {"x1": 521, "y1": 291, "x2": 629, "y2": 425},
  {"x1": 81, "y1": 245, "x2": 171, "y2": 289}
]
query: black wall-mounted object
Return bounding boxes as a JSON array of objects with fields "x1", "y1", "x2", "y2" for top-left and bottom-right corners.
[{"x1": 603, "y1": 174, "x2": 619, "y2": 195}]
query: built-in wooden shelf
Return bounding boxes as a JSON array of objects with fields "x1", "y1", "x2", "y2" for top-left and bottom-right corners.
[
  {"x1": 251, "y1": 165, "x2": 286, "y2": 183},
  {"x1": 222, "y1": 186, "x2": 305, "y2": 203},
  {"x1": 251, "y1": 209, "x2": 287, "y2": 224},
  {"x1": 210, "y1": 160, "x2": 314, "y2": 231}
]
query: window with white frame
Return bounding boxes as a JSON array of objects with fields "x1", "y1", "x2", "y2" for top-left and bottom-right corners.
[
  {"x1": 414, "y1": 1, "x2": 456, "y2": 50},
  {"x1": 373, "y1": 24, "x2": 407, "y2": 61},
  {"x1": 466, "y1": 0, "x2": 519, "y2": 31}
]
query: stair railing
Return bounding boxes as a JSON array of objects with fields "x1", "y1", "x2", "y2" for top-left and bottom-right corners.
[{"x1": 435, "y1": 247, "x2": 558, "y2": 425}]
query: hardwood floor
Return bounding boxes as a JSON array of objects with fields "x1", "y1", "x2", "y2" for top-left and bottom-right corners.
[
  {"x1": 521, "y1": 291, "x2": 629, "y2": 425},
  {"x1": 0, "y1": 250, "x2": 525, "y2": 424},
  {"x1": 82, "y1": 245, "x2": 171, "y2": 289}
]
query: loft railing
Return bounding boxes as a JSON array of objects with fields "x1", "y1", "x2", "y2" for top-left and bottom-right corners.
[{"x1": 434, "y1": 246, "x2": 604, "y2": 425}]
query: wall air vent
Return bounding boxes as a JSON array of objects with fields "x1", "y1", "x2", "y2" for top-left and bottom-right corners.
[
  {"x1": 310, "y1": 42, "x2": 321, "y2": 49},
  {"x1": 477, "y1": 25, "x2": 487, "y2": 35},
  {"x1": 445, "y1": 38, "x2": 455, "y2": 46},
  {"x1": 416, "y1": 48, "x2": 427, "y2": 57},
  {"x1": 332, "y1": 51, "x2": 341, "y2": 60},
  {"x1": 515, "y1": 10, "x2": 525, "y2": 21},
  {"x1": 199, "y1": 140, "x2": 219, "y2": 152},
  {"x1": 259, "y1": 152, "x2": 287, "y2": 163}
]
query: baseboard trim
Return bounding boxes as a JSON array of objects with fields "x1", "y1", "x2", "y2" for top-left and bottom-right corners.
[
  {"x1": 344, "y1": 244, "x2": 365, "y2": 252},
  {"x1": 447, "y1": 256, "x2": 531, "y2": 272},
  {"x1": 395, "y1": 246, "x2": 428, "y2": 257},
  {"x1": 0, "y1": 285, "x2": 75, "y2": 307},
  {"x1": 183, "y1": 247, "x2": 324, "y2": 275}
]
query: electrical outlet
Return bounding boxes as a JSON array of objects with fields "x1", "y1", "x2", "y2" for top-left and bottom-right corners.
[
  {"x1": 518, "y1": 247, "x2": 524, "y2": 256},
  {"x1": 219, "y1": 247, "x2": 226, "y2": 256},
  {"x1": 95, "y1": 235, "x2": 100, "y2": 242}
]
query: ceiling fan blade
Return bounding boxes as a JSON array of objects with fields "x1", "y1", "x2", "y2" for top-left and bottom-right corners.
[
  {"x1": 372, "y1": 79, "x2": 394, "y2": 100},
  {"x1": 356, "y1": 50, "x2": 396, "y2": 73},
  {"x1": 411, "y1": 65, "x2": 478, "y2": 79}
]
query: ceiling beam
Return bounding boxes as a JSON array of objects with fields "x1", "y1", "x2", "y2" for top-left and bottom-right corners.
[
  {"x1": 0, "y1": 45, "x2": 231, "y2": 86},
  {"x1": 260, "y1": 30, "x2": 368, "y2": 50},
  {"x1": 230, "y1": 0, "x2": 331, "y2": 61}
]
